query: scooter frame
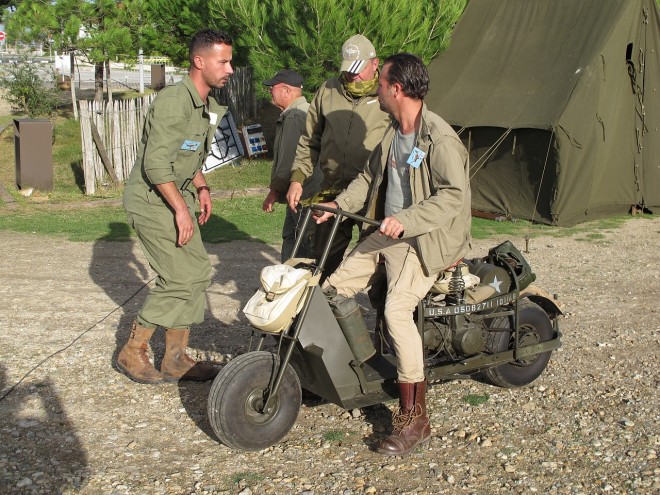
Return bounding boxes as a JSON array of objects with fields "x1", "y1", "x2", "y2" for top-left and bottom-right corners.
[{"x1": 247, "y1": 204, "x2": 560, "y2": 410}]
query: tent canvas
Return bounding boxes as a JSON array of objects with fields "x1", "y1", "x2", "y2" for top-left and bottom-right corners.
[{"x1": 426, "y1": 0, "x2": 660, "y2": 226}]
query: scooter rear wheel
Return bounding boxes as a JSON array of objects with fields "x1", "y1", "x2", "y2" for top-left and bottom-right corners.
[
  {"x1": 479, "y1": 300, "x2": 554, "y2": 388},
  {"x1": 207, "y1": 351, "x2": 301, "y2": 451}
]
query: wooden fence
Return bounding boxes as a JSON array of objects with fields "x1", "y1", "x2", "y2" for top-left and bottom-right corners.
[
  {"x1": 79, "y1": 67, "x2": 256, "y2": 195},
  {"x1": 79, "y1": 94, "x2": 155, "y2": 195}
]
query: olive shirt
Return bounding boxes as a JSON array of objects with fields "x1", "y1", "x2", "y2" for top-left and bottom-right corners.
[
  {"x1": 289, "y1": 76, "x2": 390, "y2": 190},
  {"x1": 270, "y1": 96, "x2": 310, "y2": 199},
  {"x1": 123, "y1": 75, "x2": 226, "y2": 329},
  {"x1": 125, "y1": 75, "x2": 225, "y2": 195}
]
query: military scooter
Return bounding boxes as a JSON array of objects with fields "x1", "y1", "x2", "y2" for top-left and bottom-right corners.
[{"x1": 207, "y1": 205, "x2": 562, "y2": 451}]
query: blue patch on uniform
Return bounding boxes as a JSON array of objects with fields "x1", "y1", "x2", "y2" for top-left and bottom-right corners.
[
  {"x1": 407, "y1": 147, "x2": 426, "y2": 169},
  {"x1": 181, "y1": 140, "x2": 201, "y2": 151}
]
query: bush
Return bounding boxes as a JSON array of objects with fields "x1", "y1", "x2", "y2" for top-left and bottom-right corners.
[{"x1": 0, "y1": 58, "x2": 60, "y2": 117}]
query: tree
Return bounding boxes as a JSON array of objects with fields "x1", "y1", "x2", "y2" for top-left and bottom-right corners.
[
  {"x1": 5, "y1": 0, "x2": 144, "y2": 104},
  {"x1": 0, "y1": 0, "x2": 18, "y2": 10},
  {"x1": 203, "y1": 0, "x2": 467, "y2": 98},
  {"x1": 141, "y1": 0, "x2": 216, "y2": 67},
  {"x1": 4, "y1": 0, "x2": 57, "y2": 49},
  {"x1": 77, "y1": 0, "x2": 134, "y2": 100}
]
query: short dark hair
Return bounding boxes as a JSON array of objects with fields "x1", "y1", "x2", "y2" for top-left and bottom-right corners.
[
  {"x1": 382, "y1": 53, "x2": 429, "y2": 100},
  {"x1": 189, "y1": 29, "x2": 233, "y2": 65}
]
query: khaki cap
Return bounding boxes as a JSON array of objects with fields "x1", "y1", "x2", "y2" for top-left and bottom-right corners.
[{"x1": 340, "y1": 34, "x2": 377, "y2": 74}]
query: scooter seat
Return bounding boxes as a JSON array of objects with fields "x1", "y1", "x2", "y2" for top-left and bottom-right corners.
[{"x1": 430, "y1": 264, "x2": 480, "y2": 294}]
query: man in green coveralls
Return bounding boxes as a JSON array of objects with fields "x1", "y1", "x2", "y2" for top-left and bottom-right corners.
[{"x1": 118, "y1": 30, "x2": 233, "y2": 384}]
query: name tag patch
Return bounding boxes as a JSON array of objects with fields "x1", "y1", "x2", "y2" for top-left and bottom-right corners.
[
  {"x1": 407, "y1": 147, "x2": 426, "y2": 168},
  {"x1": 181, "y1": 140, "x2": 201, "y2": 151}
]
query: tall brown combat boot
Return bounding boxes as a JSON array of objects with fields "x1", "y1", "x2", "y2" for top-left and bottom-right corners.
[
  {"x1": 160, "y1": 328, "x2": 219, "y2": 381},
  {"x1": 116, "y1": 321, "x2": 164, "y2": 384},
  {"x1": 376, "y1": 381, "x2": 431, "y2": 455}
]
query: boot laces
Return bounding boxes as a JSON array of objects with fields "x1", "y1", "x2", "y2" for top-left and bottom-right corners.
[{"x1": 391, "y1": 404, "x2": 423, "y2": 434}]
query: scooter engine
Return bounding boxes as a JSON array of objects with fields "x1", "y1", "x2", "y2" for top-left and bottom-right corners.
[{"x1": 423, "y1": 317, "x2": 487, "y2": 358}]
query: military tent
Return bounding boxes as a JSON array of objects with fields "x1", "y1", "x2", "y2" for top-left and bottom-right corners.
[{"x1": 426, "y1": 0, "x2": 660, "y2": 225}]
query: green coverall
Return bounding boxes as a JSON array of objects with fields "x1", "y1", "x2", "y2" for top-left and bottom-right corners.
[{"x1": 123, "y1": 75, "x2": 225, "y2": 330}]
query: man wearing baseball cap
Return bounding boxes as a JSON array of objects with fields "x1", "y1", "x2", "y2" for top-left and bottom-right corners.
[
  {"x1": 262, "y1": 69, "x2": 320, "y2": 261},
  {"x1": 286, "y1": 34, "x2": 390, "y2": 280}
]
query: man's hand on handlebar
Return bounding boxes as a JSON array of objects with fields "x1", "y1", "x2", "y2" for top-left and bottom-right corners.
[
  {"x1": 378, "y1": 216, "x2": 405, "y2": 239},
  {"x1": 286, "y1": 182, "x2": 303, "y2": 213},
  {"x1": 312, "y1": 201, "x2": 338, "y2": 224}
]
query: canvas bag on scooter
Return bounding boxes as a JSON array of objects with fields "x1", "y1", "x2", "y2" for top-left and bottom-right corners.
[{"x1": 243, "y1": 264, "x2": 318, "y2": 333}]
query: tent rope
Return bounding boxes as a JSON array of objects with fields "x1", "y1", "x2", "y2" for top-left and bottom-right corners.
[
  {"x1": 528, "y1": 128, "x2": 555, "y2": 226},
  {"x1": 468, "y1": 128, "x2": 512, "y2": 179}
]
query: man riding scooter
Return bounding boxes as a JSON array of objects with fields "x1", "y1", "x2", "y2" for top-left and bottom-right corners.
[{"x1": 313, "y1": 53, "x2": 471, "y2": 455}]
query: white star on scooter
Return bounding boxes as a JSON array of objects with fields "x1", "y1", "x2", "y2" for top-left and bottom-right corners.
[{"x1": 489, "y1": 276, "x2": 503, "y2": 293}]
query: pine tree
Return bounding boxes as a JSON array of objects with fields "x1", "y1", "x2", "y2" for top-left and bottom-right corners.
[
  {"x1": 205, "y1": 0, "x2": 467, "y2": 98},
  {"x1": 141, "y1": 0, "x2": 215, "y2": 67}
]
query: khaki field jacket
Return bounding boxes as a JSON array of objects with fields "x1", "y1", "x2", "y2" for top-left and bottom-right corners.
[
  {"x1": 290, "y1": 76, "x2": 390, "y2": 191},
  {"x1": 269, "y1": 96, "x2": 310, "y2": 197},
  {"x1": 334, "y1": 104, "x2": 472, "y2": 275}
]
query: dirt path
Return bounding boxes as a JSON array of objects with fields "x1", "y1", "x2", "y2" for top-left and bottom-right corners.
[{"x1": 0, "y1": 217, "x2": 658, "y2": 494}]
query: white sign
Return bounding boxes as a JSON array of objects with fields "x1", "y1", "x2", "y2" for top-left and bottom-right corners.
[{"x1": 203, "y1": 111, "x2": 245, "y2": 173}]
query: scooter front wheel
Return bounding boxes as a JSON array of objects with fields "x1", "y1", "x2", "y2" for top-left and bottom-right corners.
[{"x1": 207, "y1": 351, "x2": 301, "y2": 451}]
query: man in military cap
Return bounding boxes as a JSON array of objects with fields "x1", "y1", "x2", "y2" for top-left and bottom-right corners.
[
  {"x1": 262, "y1": 69, "x2": 320, "y2": 261},
  {"x1": 286, "y1": 34, "x2": 391, "y2": 279}
]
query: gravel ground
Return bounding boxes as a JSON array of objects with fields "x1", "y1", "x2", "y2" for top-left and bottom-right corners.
[{"x1": 0, "y1": 215, "x2": 658, "y2": 495}]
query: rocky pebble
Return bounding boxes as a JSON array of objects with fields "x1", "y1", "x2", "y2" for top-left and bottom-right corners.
[{"x1": 0, "y1": 217, "x2": 658, "y2": 494}]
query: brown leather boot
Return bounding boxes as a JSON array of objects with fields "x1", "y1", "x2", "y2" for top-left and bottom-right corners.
[
  {"x1": 116, "y1": 321, "x2": 164, "y2": 384},
  {"x1": 376, "y1": 381, "x2": 431, "y2": 455},
  {"x1": 161, "y1": 328, "x2": 218, "y2": 381}
]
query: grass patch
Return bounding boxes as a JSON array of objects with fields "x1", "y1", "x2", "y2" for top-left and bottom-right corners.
[
  {"x1": 462, "y1": 394, "x2": 489, "y2": 406},
  {"x1": 0, "y1": 206, "x2": 130, "y2": 242},
  {"x1": 322, "y1": 430, "x2": 347, "y2": 442},
  {"x1": 229, "y1": 471, "x2": 263, "y2": 484},
  {"x1": 471, "y1": 215, "x2": 633, "y2": 240},
  {"x1": 0, "y1": 111, "x2": 271, "y2": 204},
  {"x1": 0, "y1": 198, "x2": 648, "y2": 246},
  {"x1": 205, "y1": 158, "x2": 271, "y2": 191},
  {"x1": 0, "y1": 196, "x2": 284, "y2": 244},
  {"x1": 0, "y1": 111, "x2": 651, "y2": 245},
  {"x1": 200, "y1": 196, "x2": 283, "y2": 245},
  {"x1": 575, "y1": 233, "x2": 609, "y2": 243}
]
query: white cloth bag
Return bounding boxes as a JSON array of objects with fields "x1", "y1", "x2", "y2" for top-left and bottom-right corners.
[{"x1": 243, "y1": 264, "x2": 313, "y2": 333}]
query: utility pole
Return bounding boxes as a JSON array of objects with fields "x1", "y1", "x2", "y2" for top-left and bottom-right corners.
[{"x1": 138, "y1": 48, "x2": 144, "y2": 94}]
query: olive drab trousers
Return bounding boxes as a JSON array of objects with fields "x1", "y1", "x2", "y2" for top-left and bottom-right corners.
[
  {"x1": 326, "y1": 232, "x2": 438, "y2": 383},
  {"x1": 125, "y1": 187, "x2": 211, "y2": 330}
]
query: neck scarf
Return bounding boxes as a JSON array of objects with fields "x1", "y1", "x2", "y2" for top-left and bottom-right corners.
[{"x1": 342, "y1": 69, "x2": 379, "y2": 98}]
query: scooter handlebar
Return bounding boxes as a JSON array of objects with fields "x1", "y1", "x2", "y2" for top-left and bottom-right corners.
[{"x1": 310, "y1": 203, "x2": 381, "y2": 228}]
